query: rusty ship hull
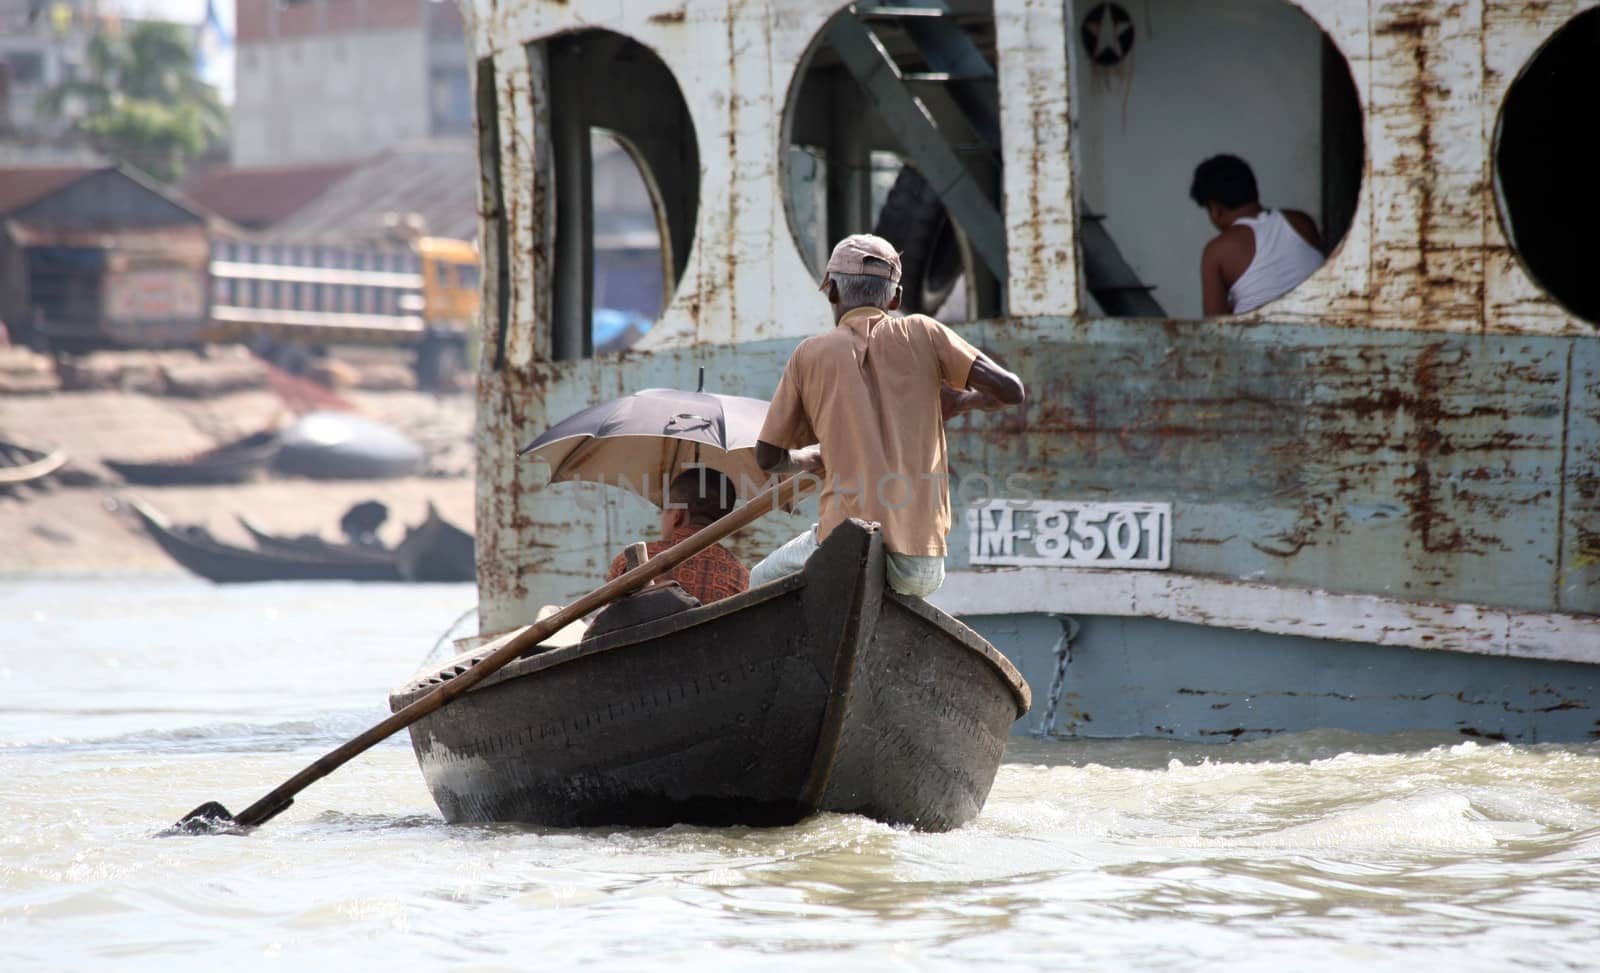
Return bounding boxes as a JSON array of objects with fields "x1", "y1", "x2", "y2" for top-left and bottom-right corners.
[{"x1": 450, "y1": 0, "x2": 1599, "y2": 743}]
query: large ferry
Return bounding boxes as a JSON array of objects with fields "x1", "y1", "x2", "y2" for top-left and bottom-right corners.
[{"x1": 460, "y1": 0, "x2": 1599, "y2": 742}]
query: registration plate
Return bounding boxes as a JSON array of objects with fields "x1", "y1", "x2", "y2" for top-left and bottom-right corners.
[{"x1": 966, "y1": 500, "x2": 1172, "y2": 570}]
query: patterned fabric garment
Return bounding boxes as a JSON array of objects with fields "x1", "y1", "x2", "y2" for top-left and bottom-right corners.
[{"x1": 605, "y1": 523, "x2": 751, "y2": 604}]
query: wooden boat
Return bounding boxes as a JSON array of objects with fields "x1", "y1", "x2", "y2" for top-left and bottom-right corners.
[
  {"x1": 388, "y1": 520, "x2": 1030, "y2": 831},
  {"x1": 104, "y1": 429, "x2": 280, "y2": 486},
  {"x1": 393, "y1": 502, "x2": 475, "y2": 582},
  {"x1": 129, "y1": 500, "x2": 474, "y2": 583},
  {"x1": 237, "y1": 514, "x2": 394, "y2": 564},
  {"x1": 0, "y1": 440, "x2": 68, "y2": 488},
  {"x1": 129, "y1": 499, "x2": 404, "y2": 582}
]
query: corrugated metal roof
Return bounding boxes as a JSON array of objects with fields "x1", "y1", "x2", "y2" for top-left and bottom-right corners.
[
  {"x1": 183, "y1": 162, "x2": 358, "y2": 230},
  {"x1": 0, "y1": 166, "x2": 99, "y2": 216},
  {"x1": 258, "y1": 140, "x2": 480, "y2": 244},
  {"x1": 0, "y1": 165, "x2": 211, "y2": 230}
]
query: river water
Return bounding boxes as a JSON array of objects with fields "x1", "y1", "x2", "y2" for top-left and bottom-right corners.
[{"x1": 4, "y1": 579, "x2": 1599, "y2": 972}]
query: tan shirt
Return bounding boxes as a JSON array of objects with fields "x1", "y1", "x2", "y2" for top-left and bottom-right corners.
[{"x1": 759, "y1": 307, "x2": 980, "y2": 556}]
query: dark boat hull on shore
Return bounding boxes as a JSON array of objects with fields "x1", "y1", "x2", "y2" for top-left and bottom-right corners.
[
  {"x1": 389, "y1": 520, "x2": 1029, "y2": 832},
  {"x1": 129, "y1": 499, "x2": 474, "y2": 583},
  {"x1": 105, "y1": 430, "x2": 280, "y2": 485}
]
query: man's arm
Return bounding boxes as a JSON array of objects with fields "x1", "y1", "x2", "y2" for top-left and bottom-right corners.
[
  {"x1": 942, "y1": 352, "x2": 1025, "y2": 420},
  {"x1": 755, "y1": 346, "x2": 821, "y2": 474},
  {"x1": 1200, "y1": 237, "x2": 1232, "y2": 316},
  {"x1": 756, "y1": 441, "x2": 822, "y2": 474}
]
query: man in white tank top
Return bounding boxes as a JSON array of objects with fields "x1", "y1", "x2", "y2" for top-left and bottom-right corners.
[{"x1": 1190, "y1": 155, "x2": 1325, "y2": 316}]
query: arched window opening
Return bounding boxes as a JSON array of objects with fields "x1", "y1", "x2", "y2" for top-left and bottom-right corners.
[
  {"x1": 1495, "y1": 8, "x2": 1600, "y2": 327},
  {"x1": 534, "y1": 31, "x2": 699, "y2": 359},
  {"x1": 591, "y1": 130, "x2": 668, "y2": 354},
  {"x1": 1070, "y1": 0, "x2": 1364, "y2": 318},
  {"x1": 783, "y1": 2, "x2": 1003, "y2": 323}
]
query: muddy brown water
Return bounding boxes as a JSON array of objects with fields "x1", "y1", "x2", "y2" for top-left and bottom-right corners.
[{"x1": 4, "y1": 579, "x2": 1598, "y2": 971}]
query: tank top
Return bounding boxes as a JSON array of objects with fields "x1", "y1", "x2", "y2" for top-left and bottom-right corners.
[{"x1": 1226, "y1": 210, "x2": 1325, "y2": 314}]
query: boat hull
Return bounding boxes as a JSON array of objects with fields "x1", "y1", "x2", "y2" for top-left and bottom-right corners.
[
  {"x1": 105, "y1": 431, "x2": 280, "y2": 486},
  {"x1": 961, "y1": 609, "x2": 1600, "y2": 744},
  {"x1": 391, "y1": 520, "x2": 1029, "y2": 830},
  {"x1": 127, "y1": 499, "x2": 473, "y2": 583}
]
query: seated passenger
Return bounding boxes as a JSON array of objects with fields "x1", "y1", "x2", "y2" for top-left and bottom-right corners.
[
  {"x1": 605, "y1": 468, "x2": 749, "y2": 604},
  {"x1": 1191, "y1": 154, "x2": 1324, "y2": 316}
]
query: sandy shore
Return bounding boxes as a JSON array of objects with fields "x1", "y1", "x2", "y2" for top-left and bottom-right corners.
[{"x1": 0, "y1": 387, "x2": 475, "y2": 576}]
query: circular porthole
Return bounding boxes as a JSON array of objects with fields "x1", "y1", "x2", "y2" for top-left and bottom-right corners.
[
  {"x1": 1494, "y1": 8, "x2": 1600, "y2": 326},
  {"x1": 780, "y1": 3, "x2": 1003, "y2": 322},
  {"x1": 1072, "y1": 1, "x2": 1363, "y2": 317}
]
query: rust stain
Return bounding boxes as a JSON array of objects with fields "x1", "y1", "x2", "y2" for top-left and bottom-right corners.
[
  {"x1": 462, "y1": 0, "x2": 1599, "y2": 649},
  {"x1": 1198, "y1": 727, "x2": 1285, "y2": 739}
]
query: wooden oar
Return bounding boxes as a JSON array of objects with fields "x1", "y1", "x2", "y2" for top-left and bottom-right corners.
[{"x1": 169, "y1": 473, "x2": 813, "y2": 834}]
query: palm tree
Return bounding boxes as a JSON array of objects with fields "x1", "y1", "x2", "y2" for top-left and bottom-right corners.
[{"x1": 37, "y1": 21, "x2": 227, "y2": 184}]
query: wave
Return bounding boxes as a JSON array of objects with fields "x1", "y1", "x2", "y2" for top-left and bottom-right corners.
[{"x1": 0, "y1": 708, "x2": 409, "y2": 755}]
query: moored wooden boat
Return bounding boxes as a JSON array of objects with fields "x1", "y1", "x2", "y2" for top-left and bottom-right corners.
[
  {"x1": 104, "y1": 429, "x2": 280, "y2": 485},
  {"x1": 389, "y1": 519, "x2": 1030, "y2": 831},
  {"x1": 236, "y1": 514, "x2": 395, "y2": 564},
  {"x1": 129, "y1": 499, "x2": 475, "y2": 583},
  {"x1": 392, "y1": 502, "x2": 476, "y2": 582},
  {"x1": 128, "y1": 498, "x2": 405, "y2": 582},
  {"x1": 0, "y1": 440, "x2": 68, "y2": 488}
]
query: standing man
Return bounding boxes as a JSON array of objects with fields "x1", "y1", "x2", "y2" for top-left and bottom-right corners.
[
  {"x1": 750, "y1": 233, "x2": 1024, "y2": 597},
  {"x1": 1190, "y1": 154, "x2": 1324, "y2": 316}
]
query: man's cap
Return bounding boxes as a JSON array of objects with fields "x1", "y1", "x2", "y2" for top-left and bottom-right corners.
[{"x1": 819, "y1": 233, "x2": 902, "y2": 290}]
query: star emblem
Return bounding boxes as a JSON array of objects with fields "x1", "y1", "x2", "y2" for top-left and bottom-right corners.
[{"x1": 1081, "y1": 3, "x2": 1136, "y2": 67}]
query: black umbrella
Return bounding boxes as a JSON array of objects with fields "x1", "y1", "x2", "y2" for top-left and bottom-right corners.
[{"x1": 520, "y1": 374, "x2": 774, "y2": 506}]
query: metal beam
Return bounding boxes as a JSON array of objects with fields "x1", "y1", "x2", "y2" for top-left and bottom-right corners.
[
  {"x1": 549, "y1": 41, "x2": 593, "y2": 361},
  {"x1": 826, "y1": 75, "x2": 874, "y2": 242},
  {"x1": 824, "y1": 12, "x2": 1007, "y2": 282},
  {"x1": 899, "y1": 18, "x2": 1001, "y2": 151}
]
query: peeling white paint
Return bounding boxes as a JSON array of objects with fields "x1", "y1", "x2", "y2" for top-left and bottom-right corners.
[
  {"x1": 929, "y1": 568, "x2": 1600, "y2": 666},
  {"x1": 465, "y1": 0, "x2": 1600, "y2": 342},
  {"x1": 465, "y1": 1, "x2": 1600, "y2": 657}
]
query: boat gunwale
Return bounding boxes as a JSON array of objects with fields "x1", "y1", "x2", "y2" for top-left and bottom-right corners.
[
  {"x1": 885, "y1": 591, "x2": 1032, "y2": 715},
  {"x1": 235, "y1": 515, "x2": 398, "y2": 563},
  {"x1": 392, "y1": 535, "x2": 1030, "y2": 716},
  {"x1": 391, "y1": 570, "x2": 812, "y2": 701},
  {"x1": 103, "y1": 429, "x2": 281, "y2": 484}
]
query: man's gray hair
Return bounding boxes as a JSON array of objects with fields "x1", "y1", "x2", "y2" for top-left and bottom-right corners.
[{"x1": 830, "y1": 271, "x2": 898, "y2": 310}]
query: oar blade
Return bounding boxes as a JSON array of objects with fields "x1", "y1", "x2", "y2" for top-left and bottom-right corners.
[{"x1": 165, "y1": 801, "x2": 242, "y2": 836}]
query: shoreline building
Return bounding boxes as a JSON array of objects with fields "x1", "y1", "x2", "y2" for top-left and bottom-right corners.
[
  {"x1": 0, "y1": 0, "x2": 101, "y2": 163},
  {"x1": 232, "y1": 0, "x2": 470, "y2": 167}
]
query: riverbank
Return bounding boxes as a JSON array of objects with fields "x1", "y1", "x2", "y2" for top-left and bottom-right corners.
[{"x1": 0, "y1": 380, "x2": 474, "y2": 576}]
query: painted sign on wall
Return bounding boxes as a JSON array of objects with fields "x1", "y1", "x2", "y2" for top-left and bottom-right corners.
[
  {"x1": 967, "y1": 500, "x2": 1172, "y2": 569},
  {"x1": 103, "y1": 267, "x2": 207, "y2": 323}
]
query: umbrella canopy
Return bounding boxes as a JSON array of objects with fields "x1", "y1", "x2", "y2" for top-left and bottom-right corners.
[{"x1": 520, "y1": 387, "x2": 776, "y2": 505}]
